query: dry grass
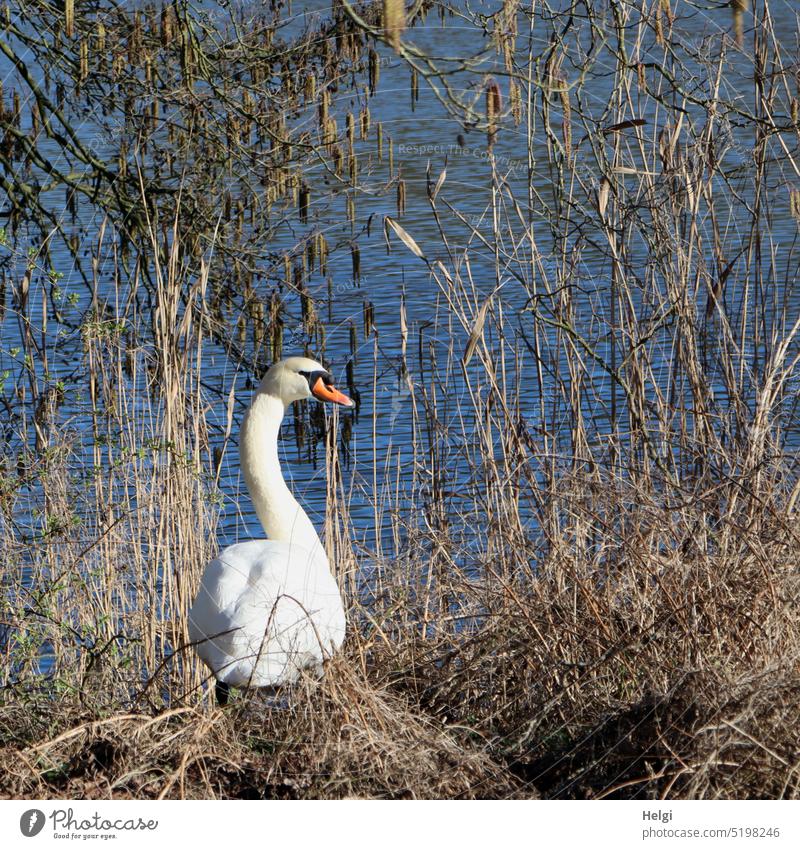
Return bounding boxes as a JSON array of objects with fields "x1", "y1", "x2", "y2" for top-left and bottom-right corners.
[
  {"x1": 0, "y1": 658, "x2": 520, "y2": 800},
  {"x1": 2, "y1": 464, "x2": 798, "y2": 798}
]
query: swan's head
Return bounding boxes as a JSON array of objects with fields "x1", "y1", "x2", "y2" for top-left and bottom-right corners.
[{"x1": 260, "y1": 356, "x2": 354, "y2": 408}]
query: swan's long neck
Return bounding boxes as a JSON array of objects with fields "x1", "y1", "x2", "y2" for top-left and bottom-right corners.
[{"x1": 239, "y1": 392, "x2": 325, "y2": 558}]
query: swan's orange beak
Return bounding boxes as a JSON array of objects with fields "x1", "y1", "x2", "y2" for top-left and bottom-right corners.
[{"x1": 311, "y1": 376, "x2": 354, "y2": 407}]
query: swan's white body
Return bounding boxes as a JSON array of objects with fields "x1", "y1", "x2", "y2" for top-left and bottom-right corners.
[
  {"x1": 188, "y1": 357, "x2": 349, "y2": 691},
  {"x1": 188, "y1": 540, "x2": 345, "y2": 687}
]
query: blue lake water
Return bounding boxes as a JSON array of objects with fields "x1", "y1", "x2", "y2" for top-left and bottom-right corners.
[{"x1": 1, "y1": 0, "x2": 799, "y2": 582}]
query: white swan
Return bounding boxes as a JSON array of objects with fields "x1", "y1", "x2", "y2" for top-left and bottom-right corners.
[{"x1": 188, "y1": 356, "x2": 353, "y2": 704}]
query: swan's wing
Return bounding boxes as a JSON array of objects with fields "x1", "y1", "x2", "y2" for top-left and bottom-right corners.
[{"x1": 188, "y1": 540, "x2": 346, "y2": 687}]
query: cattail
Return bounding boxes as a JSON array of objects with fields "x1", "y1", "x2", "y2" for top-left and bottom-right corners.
[
  {"x1": 791, "y1": 98, "x2": 799, "y2": 126},
  {"x1": 347, "y1": 194, "x2": 355, "y2": 223},
  {"x1": 654, "y1": 7, "x2": 664, "y2": 45},
  {"x1": 351, "y1": 243, "x2": 360, "y2": 281},
  {"x1": 65, "y1": 0, "x2": 74, "y2": 39},
  {"x1": 112, "y1": 51, "x2": 125, "y2": 81},
  {"x1": 97, "y1": 21, "x2": 106, "y2": 53},
  {"x1": 486, "y1": 78, "x2": 502, "y2": 150},
  {"x1": 363, "y1": 300, "x2": 375, "y2": 337},
  {"x1": 242, "y1": 90, "x2": 254, "y2": 129},
  {"x1": 236, "y1": 199, "x2": 245, "y2": 239},
  {"x1": 314, "y1": 233, "x2": 326, "y2": 276},
  {"x1": 388, "y1": 135, "x2": 394, "y2": 177},
  {"x1": 299, "y1": 183, "x2": 309, "y2": 223},
  {"x1": 790, "y1": 189, "x2": 800, "y2": 222},
  {"x1": 130, "y1": 11, "x2": 143, "y2": 65},
  {"x1": 315, "y1": 321, "x2": 327, "y2": 352},
  {"x1": 321, "y1": 36, "x2": 331, "y2": 71},
  {"x1": 369, "y1": 48, "x2": 380, "y2": 95},
  {"x1": 292, "y1": 260, "x2": 305, "y2": 294},
  {"x1": 497, "y1": 0, "x2": 519, "y2": 72},
  {"x1": 283, "y1": 253, "x2": 291, "y2": 286},
  {"x1": 352, "y1": 32, "x2": 363, "y2": 65},
  {"x1": 245, "y1": 284, "x2": 257, "y2": 324},
  {"x1": 349, "y1": 322, "x2": 357, "y2": 362},
  {"x1": 332, "y1": 145, "x2": 343, "y2": 177},
  {"x1": 307, "y1": 236, "x2": 316, "y2": 271},
  {"x1": 346, "y1": 112, "x2": 355, "y2": 149},
  {"x1": 349, "y1": 153, "x2": 358, "y2": 184},
  {"x1": 384, "y1": 0, "x2": 405, "y2": 53},
  {"x1": 78, "y1": 40, "x2": 89, "y2": 82},
  {"x1": 319, "y1": 88, "x2": 330, "y2": 129},
  {"x1": 180, "y1": 25, "x2": 195, "y2": 87},
  {"x1": 377, "y1": 122, "x2": 383, "y2": 160},
  {"x1": 301, "y1": 284, "x2": 315, "y2": 331},
  {"x1": 410, "y1": 66, "x2": 418, "y2": 111},
  {"x1": 270, "y1": 292, "x2": 283, "y2": 362},
  {"x1": 360, "y1": 108, "x2": 370, "y2": 140},
  {"x1": 397, "y1": 179, "x2": 406, "y2": 216},
  {"x1": 559, "y1": 79, "x2": 571, "y2": 161},
  {"x1": 304, "y1": 73, "x2": 315, "y2": 104},
  {"x1": 509, "y1": 80, "x2": 521, "y2": 125},
  {"x1": 160, "y1": 4, "x2": 174, "y2": 46},
  {"x1": 325, "y1": 117, "x2": 337, "y2": 148}
]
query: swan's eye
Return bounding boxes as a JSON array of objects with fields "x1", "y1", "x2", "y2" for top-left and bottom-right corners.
[
  {"x1": 299, "y1": 369, "x2": 323, "y2": 390},
  {"x1": 299, "y1": 369, "x2": 332, "y2": 388}
]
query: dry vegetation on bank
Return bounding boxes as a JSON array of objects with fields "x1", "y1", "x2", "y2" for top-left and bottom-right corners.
[
  {"x1": 2, "y1": 468, "x2": 799, "y2": 799},
  {"x1": 2, "y1": 0, "x2": 800, "y2": 798}
]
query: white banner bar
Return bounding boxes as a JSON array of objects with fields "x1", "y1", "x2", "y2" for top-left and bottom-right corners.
[{"x1": 1, "y1": 799, "x2": 799, "y2": 849}]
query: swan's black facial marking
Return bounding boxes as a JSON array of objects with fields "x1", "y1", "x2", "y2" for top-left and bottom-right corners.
[
  {"x1": 298, "y1": 369, "x2": 332, "y2": 390},
  {"x1": 299, "y1": 368, "x2": 354, "y2": 406}
]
